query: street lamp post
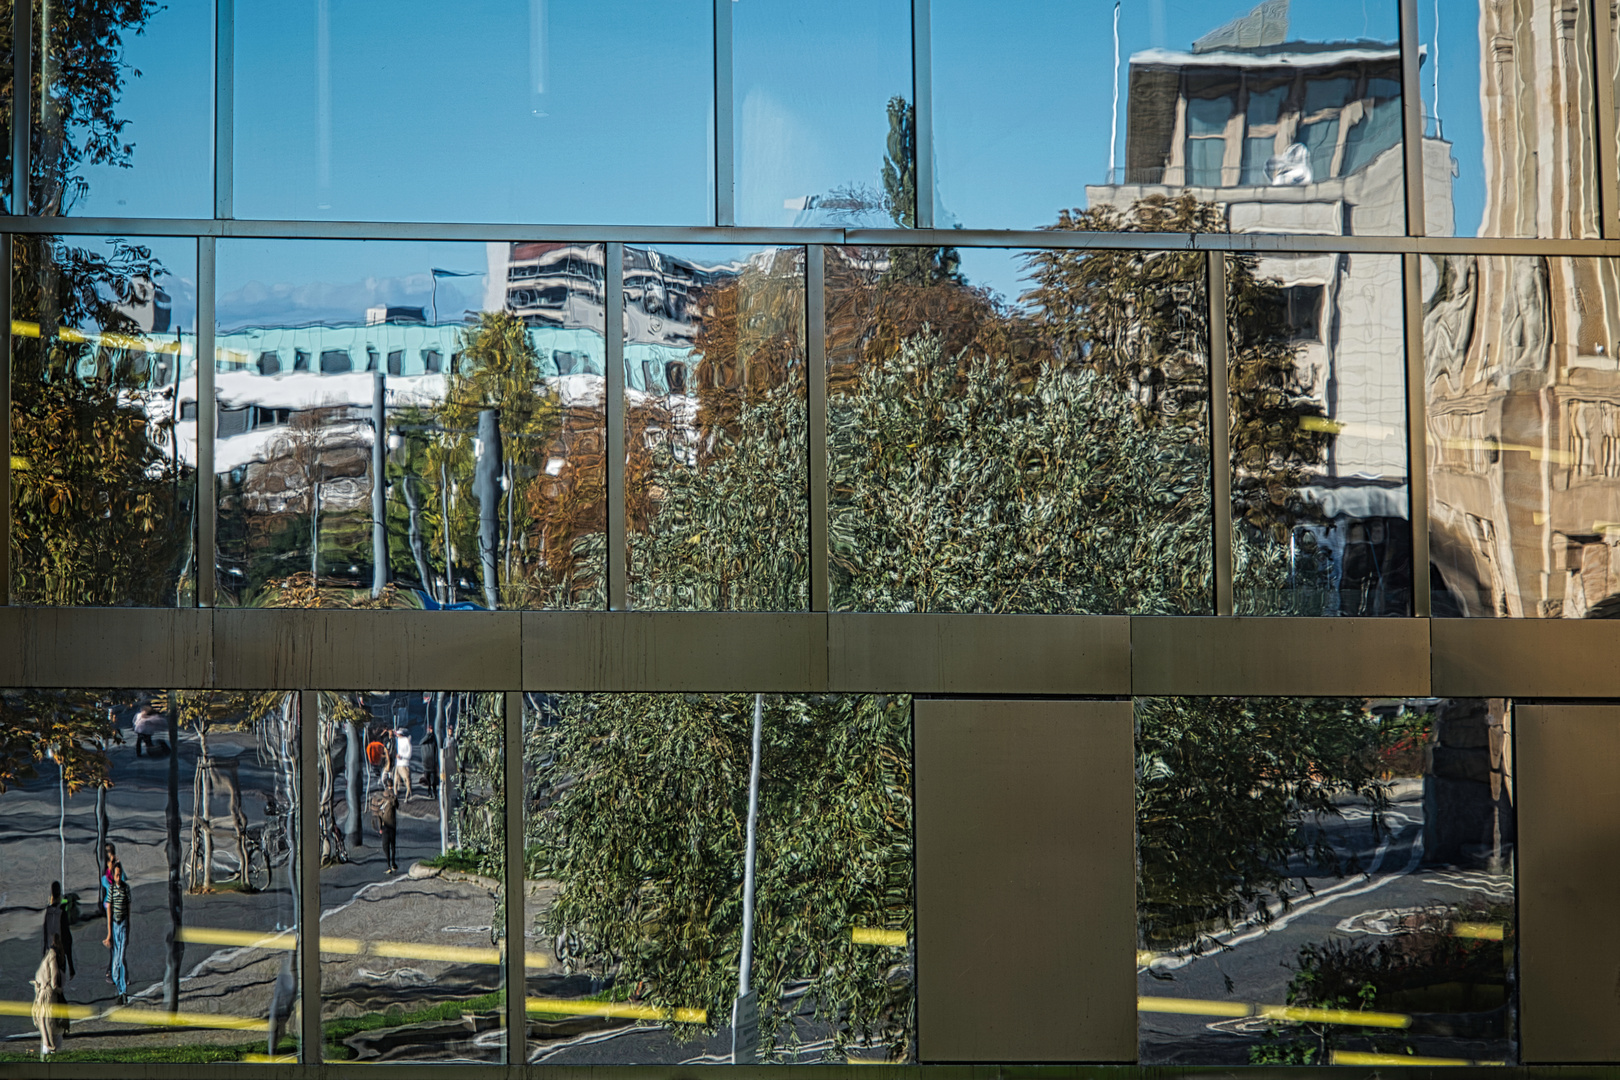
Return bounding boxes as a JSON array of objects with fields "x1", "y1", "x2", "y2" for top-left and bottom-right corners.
[{"x1": 733, "y1": 693, "x2": 764, "y2": 1065}]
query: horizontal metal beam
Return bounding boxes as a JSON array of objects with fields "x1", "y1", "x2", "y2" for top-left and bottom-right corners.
[{"x1": 5, "y1": 215, "x2": 1620, "y2": 256}]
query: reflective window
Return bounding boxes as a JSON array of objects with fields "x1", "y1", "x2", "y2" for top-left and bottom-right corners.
[
  {"x1": 0, "y1": 690, "x2": 301, "y2": 1064},
  {"x1": 1138, "y1": 696, "x2": 1517, "y2": 1066},
  {"x1": 1231, "y1": 251, "x2": 1411, "y2": 617},
  {"x1": 522, "y1": 692, "x2": 914, "y2": 1064},
  {"x1": 316, "y1": 691, "x2": 504, "y2": 1063},
  {"x1": 734, "y1": 0, "x2": 911, "y2": 227},
  {"x1": 626, "y1": 244, "x2": 807, "y2": 611},
  {"x1": 10, "y1": 234, "x2": 198, "y2": 606},
  {"x1": 936, "y1": 1, "x2": 1406, "y2": 235},
  {"x1": 1418, "y1": 0, "x2": 1601, "y2": 238},
  {"x1": 26, "y1": 0, "x2": 212, "y2": 216},
  {"x1": 828, "y1": 241, "x2": 1211, "y2": 614},
  {"x1": 1426, "y1": 255, "x2": 1620, "y2": 618},
  {"x1": 234, "y1": 1, "x2": 712, "y2": 225},
  {"x1": 215, "y1": 240, "x2": 606, "y2": 609}
]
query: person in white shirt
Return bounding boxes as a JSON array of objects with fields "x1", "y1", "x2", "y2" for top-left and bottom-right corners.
[{"x1": 393, "y1": 728, "x2": 413, "y2": 800}]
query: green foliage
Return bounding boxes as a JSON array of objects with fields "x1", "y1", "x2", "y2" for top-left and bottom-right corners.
[
  {"x1": 529, "y1": 693, "x2": 912, "y2": 1060},
  {"x1": 1136, "y1": 696, "x2": 1390, "y2": 949},
  {"x1": 0, "y1": 689, "x2": 123, "y2": 793}
]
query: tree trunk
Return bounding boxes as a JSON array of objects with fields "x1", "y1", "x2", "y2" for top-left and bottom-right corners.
[
  {"x1": 344, "y1": 718, "x2": 363, "y2": 848},
  {"x1": 94, "y1": 781, "x2": 108, "y2": 914},
  {"x1": 403, "y1": 477, "x2": 433, "y2": 592},
  {"x1": 437, "y1": 693, "x2": 455, "y2": 854},
  {"x1": 164, "y1": 702, "x2": 183, "y2": 1012},
  {"x1": 474, "y1": 409, "x2": 503, "y2": 610}
]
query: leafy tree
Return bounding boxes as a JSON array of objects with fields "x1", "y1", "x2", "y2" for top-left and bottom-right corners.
[
  {"x1": 0, "y1": 689, "x2": 119, "y2": 793},
  {"x1": 877, "y1": 95, "x2": 959, "y2": 286}
]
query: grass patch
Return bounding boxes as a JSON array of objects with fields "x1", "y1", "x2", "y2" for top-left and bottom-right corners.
[
  {"x1": 321, "y1": 989, "x2": 504, "y2": 1060},
  {"x1": 420, "y1": 848, "x2": 485, "y2": 874}
]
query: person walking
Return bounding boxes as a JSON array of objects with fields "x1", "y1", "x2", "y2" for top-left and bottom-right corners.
[
  {"x1": 42, "y1": 881, "x2": 75, "y2": 983},
  {"x1": 132, "y1": 702, "x2": 161, "y2": 757},
  {"x1": 420, "y1": 724, "x2": 439, "y2": 799},
  {"x1": 32, "y1": 934, "x2": 66, "y2": 1055},
  {"x1": 99, "y1": 844, "x2": 116, "y2": 981},
  {"x1": 393, "y1": 726, "x2": 413, "y2": 800},
  {"x1": 375, "y1": 784, "x2": 400, "y2": 874},
  {"x1": 104, "y1": 863, "x2": 131, "y2": 1005}
]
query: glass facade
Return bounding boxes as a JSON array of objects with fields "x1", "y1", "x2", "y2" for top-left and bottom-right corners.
[{"x1": 3, "y1": 0, "x2": 1620, "y2": 1071}]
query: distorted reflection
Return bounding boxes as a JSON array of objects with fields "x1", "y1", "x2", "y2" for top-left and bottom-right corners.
[
  {"x1": 315, "y1": 691, "x2": 504, "y2": 1064},
  {"x1": 625, "y1": 245, "x2": 807, "y2": 610},
  {"x1": 827, "y1": 237, "x2": 1211, "y2": 614},
  {"x1": 1427, "y1": 256, "x2": 1620, "y2": 617},
  {"x1": 1138, "y1": 696, "x2": 1516, "y2": 1066},
  {"x1": 0, "y1": 690, "x2": 301, "y2": 1064},
  {"x1": 10, "y1": 235, "x2": 197, "y2": 606},
  {"x1": 215, "y1": 241, "x2": 606, "y2": 609},
  {"x1": 1231, "y1": 252, "x2": 1411, "y2": 616},
  {"x1": 521, "y1": 693, "x2": 913, "y2": 1064}
]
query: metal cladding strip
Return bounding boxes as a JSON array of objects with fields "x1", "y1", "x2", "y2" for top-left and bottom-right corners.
[
  {"x1": 297, "y1": 689, "x2": 321, "y2": 1063},
  {"x1": 605, "y1": 242, "x2": 627, "y2": 610},
  {"x1": 503, "y1": 689, "x2": 525, "y2": 1072},
  {"x1": 807, "y1": 245, "x2": 829, "y2": 612},
  {"x1": 1397, "y1": 0, "x2": 1425, "y2": 237},
  {"x1": 1207, "y1": 251, "x2": 1233, "y2": 617},
  {"x1": 11, "y1": 0, "x2": 30, "y2": 215},
  {"x1": 1404, "y1": 252, "x2": 1431, "y2": 616},
  {"x1": 1593, "y1": 0, "x2": 1620, "y2": 239},
  {"x1": 911, "y1": 0, "x2": 934, "y2": 230},
  {"x1": 214, "y1": 0, "x2": 235, "y2": 220},
  {"x1": 0, "y1": 233, "x2": 10, "y2": 607},
  {"x1": 197, "y1": 236, "x2": 217, "y2": 608},
  {"x1": 713, "y1": 0, "x2": 735, "y2": 228}
]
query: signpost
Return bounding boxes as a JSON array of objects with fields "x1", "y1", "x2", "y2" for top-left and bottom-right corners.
[{"x1": 732, "y1": 693, "x2": 765, "y2": 1065}]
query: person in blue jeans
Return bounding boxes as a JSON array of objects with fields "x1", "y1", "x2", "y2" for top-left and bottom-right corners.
[{"x1": 103, "y1": 863, "x2": 130, "y2": 1005}]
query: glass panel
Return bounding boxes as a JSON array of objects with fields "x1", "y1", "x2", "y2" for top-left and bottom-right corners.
[
  {"x1": 1231, "y1": 251, "x2": 1411, "y2": 617},
  {"x1": 10, "y1": 234, "x2": 198, "y2": 606},
  {"x1": 522, "y1": 692, "x2": 914, "y2": 1064},
  {"x1": 935, "y1": 0, "x2": 1405, "y2": 234},
  {"x1": 1138, "y1": 696, "x2": 1517, "y2": 1066},
  {"x1": 1425, "y1": 255, "x2": 1620, "y2": 618},
  {"x1": 1418, "y1": 0, "x2": 1601, "y2": 238},
  {"x1": 234, "y1": 1, "x2": 712, "y2": 225},
  {"x1": 626, "y1": 244, "x2": 807, "y2": 611},
  {"x1": 734, "y1": 0, "x2": 911, "y2": 227},
  {"x1": 215, "y1": 239, "x2": 607, "y2": 609},
  {"x1": 33, "y1": 0, "x2": 212, "y2": 216},
  {"x1": 316, "y1": 691, "x2": 504, "y2": 1064},
  {"x1": 0, "y1": 690, "x2": 301, "y2": 1064},
  {"x1": 827, "y1": 244, "x2": 1211, "y2": 614}
]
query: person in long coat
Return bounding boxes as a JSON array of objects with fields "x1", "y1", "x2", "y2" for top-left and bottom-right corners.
[{"x1": 31, "y1": 934, "x2": 66, "y2": 1055}]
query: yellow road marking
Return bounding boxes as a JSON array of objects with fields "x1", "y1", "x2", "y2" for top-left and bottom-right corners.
[
  {"x1": 0, "y1": 1000, "x2": 97, "y2": 1021},
  {"x1": 526, "y1": 996, "x2": 706, "y2": 1024},
  {"x1": 847, "y1": 1057, "x2": 890, "y2": 1064},
  {"x1": 1453, "y1": 922, "x2": 1506, "y2": 940},
  {"x1": 0, "y1": 999, "x2": 265, "y2": 1031},
  {"x1": 851, "y1": 927, "x2": 907, "y2": 947},
  {"x1": 242, "y1": 1054, "x2": 297, "y2": 1063},
  {"x1": 11, "y1": 319, "x2": 190, "y2": 355},
  {"x1": 1333, "y1": 1051, "x2": 1504, "y2": 1066},
  {"x1": 179, "y1": 926, "x2": 295, "y2": 951},
  {"x1": 181, "y1": 925, "x2": 547, "y2": 968},
  {"x1": 1138, "y1": 996, "x2": 1411, "y2": 1029}
]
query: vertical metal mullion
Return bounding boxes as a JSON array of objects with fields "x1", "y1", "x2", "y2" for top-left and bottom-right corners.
[
  {"x1": 1398, "y1": 0, "x2": 1426, "y2": 236},
  {"x1": 297, "y1": 689, "x2": 322, "y2": 1064},
  {"x1": 196, "y1": 236, "x2": 216, "y2": 607},
  {"x1": 911, "y1": 0, "x2": 933, "y2": 229},
  {"x1": 0, "y1": 233, "x2": 10, "y2": 605},
  {"x1": 1592, "y1": 0, "x2": 1620, "y2": 238},
  {"x1": 807, "y1": 245, "x2": 828, "y2": 611},
  {"x1": 713, "y1": 0, "x2": 734, "y2": 227},
  {"x1": 1403, "y1": 252, "x2": 1431, "y2": 616},
  {"x1": 503, "y1": 690, "x2": 525, "y2": 1073},
  {"x1": 10, "y1": 0, "x2": 30, "y2": 216},
  {"x1": 1207, "y1": 251, "x2": 1233, "y2": 617},
  {"x1": 605, "y1": 242, "x2": 627, "y2": 610},
  {"x1": 213, "y1": 0, "x2": 234, "y2": 220}
]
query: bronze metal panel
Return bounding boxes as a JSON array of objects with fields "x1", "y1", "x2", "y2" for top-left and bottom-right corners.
[
  {"x1": 1434, "y1": 618, "x2": 1620, "y2": 697},
  {"x1": 213, "y1": 609, "x2": 521, "y2": 689},
  {"x1": 0, "y1": 606, "x2": 211, "y2": 688},
  {"x1": 915, "y1": 698, "x2": 1136, "y2": 1062},
  {"x1": 522, "y1": 611, "x2": 827, "y2": 692},
  {"x1": 830, "y1": 614, "x2": 1130, "y2": 695},
  {"x1": 1131, "y1": 616, "x2": 1430, "y2": 696},
  {"x1": 1515, "y1": 704, "x2": 1620, "y2": 1061}
]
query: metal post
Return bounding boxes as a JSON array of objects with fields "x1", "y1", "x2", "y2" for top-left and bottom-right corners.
[
  {"x1": 732, "y1": 692, "x2": 764, "y2": 1064},
  {"x1": 0, "y1": 233, "x2": 11, "y2": 605},
  {"x1": 11, "y1": 0, "x2": 30, "y2": 214},
  {"x1": 1207, "y1": 251, "x2": 1233, "y2": 617},
  {"x1": 1398, "y1": 0, "x2": 1426, "y2": 236},
  {"x1": 503, "y1": 690, "x2": 525, "y2": 1070},
  {"x1": 807, "y1": 245, "x2": 828, "y2": 611},
  {"x1": 475, "y1": 408, "x2": 502, "y2": 610},
  {"x1": 197, "y1": 236, "x2": 216, "y2": 607},
  {"x1": 214, "y1": 0, "x2": 234, "y2": 219},
  {"x1": 713, "y1": 0, "x2": 734, "y2": 227},
  {"x1": 911, "y1": 0, "x2": 933, "y2": 228},
  {"x1": 298, "y1": 689, "x2": 322, "y2": 1062},
  {"x1": 372, "y1": 369, "x2": 388, "y2": 598},
  {"x1": 606, "y1": 242, "x2": 627, "y2": 609},
  {"x1": 1403, "y1": 251, "x2": 1431, "y2": 616},
  {"x1": 1592, "y1": 0, "x2": 1620, "y2": 238}
]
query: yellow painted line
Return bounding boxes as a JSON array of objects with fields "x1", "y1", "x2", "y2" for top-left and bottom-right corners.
[
  {"x1": 1453, "y1": 922, "x2": 1506, "y2": 941},
  {"x1": 180, "y1": 926, "x2": 296, "y2": 951},
  {"x1": 371, "y1": 940, "x2": 502, "y2": 966},
  {"x1": 851, "y1": 927, "x2": 907, "y2": 947},
  {"x1": 1138, "y1": 996, "x2": 1410, "y2": 1029},
  {"x1": 183, "y1": 924, "x2": 547, "y2": 968},
  {"x1": 11, "y1": 319, "x2": 190, "y2": 355},
  {"x1": 10, "y1": 456, "x2": 26, "y2": 471},
  {"x1": 0, "y1": 999, "x2": 265, "y2": 1031},
  {"x1": 526, "y1": 997, "x2": 706, "y2": 1024},
  {"x1": 242, "y1": 1054, "x2": 297, "y2": 1063},
  {"x1": 0, "y1": 999, "x2": 97, "y2": 1021},
  {"x1": 1438, "y1": 436, "x2": 1575, "y2": 465},
  {"x1": 847, "y1": 1057, "x2": 890, "y2": 1064},
  {"x1": 1333, "y1": 1051, "x2": 1504, "y2": 1067},
  {"x1": 319, "y1": 935, "x2": 364, "y2": 955},
  {"x1": 1136, "y1": 950, "x2": 1162, "y2": 966}
]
